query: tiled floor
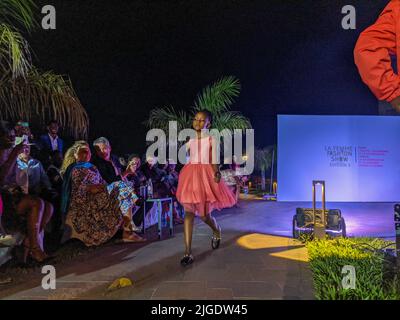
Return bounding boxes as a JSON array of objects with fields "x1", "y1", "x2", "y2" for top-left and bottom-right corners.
[{"x1": 1, "y1": 199, "x2": 394, "y2": 300}]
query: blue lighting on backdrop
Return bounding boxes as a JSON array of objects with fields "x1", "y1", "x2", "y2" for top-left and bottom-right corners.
[{"x1": 278, "y1": 115, "x2": 400, "y2": 202}]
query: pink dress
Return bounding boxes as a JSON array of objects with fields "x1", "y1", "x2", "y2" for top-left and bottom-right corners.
[{"x1": 176, "y1": 136, "x2": 236, "y2": 216}]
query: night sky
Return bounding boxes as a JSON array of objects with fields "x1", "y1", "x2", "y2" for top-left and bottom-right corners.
[{"x1": 27, "y1": 0, "x2": 389, "y2": 155}]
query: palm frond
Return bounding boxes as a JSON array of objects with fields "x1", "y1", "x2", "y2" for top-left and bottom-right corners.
[
  {"x1": 0, "y1": 23, "x2": 32, "y2": 78},
  {"x1": 0, "y1": 68, "x2": 89, "y2": 139},
  {"x1": 146, "y1": 106, "x2": 190, "y2": 133},
  {"x1": 194, "y1": 76, "x2": 240, "y2": 114},
  {"x1": 146, "y1": 76, "x2": 251, "y2": 142},
  {"x1": 0, "y1": 0, "x2": 37, "y2": 31},
  {"x1": 254, "y1": 147, "x2": 272, "y2": 171},
  {"x1": 212, "y1": 111, "x2": 252, "y2": 132}
]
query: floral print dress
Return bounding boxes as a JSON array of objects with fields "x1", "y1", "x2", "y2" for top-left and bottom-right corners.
[
  {"x1": 107, "y1": 180, "x2": 138, "y2": 217},
  {"x1": 64, "y1": 166, "x2": 123, "y2": 246}
]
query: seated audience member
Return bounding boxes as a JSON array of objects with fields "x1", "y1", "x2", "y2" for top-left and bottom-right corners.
[
  {"x1": 125, "y1": 156, "x2": 152, "y2": 229},
  {"x1": 163, "y1": 160, "x2": 179, "y2": 194},
  {"x1": 38, "y1": 120, "x2": 64, "y2": 155},
  {"x1": 221, "y1": 162, "x2": 242, "y2": 206},
  {"x1": 16, "y1": 145, "x2": 55, "y2": 245},
  {"x1": 91, "y1": 137, "x2": 143, "y2": 230},
  {"x1": 0, "y1": 121, "x2": 52, "y2": 263},
  {"x1": 141, "y1": 156, "x2": 169, "y2": 198},
  {"x1": 162, "y1": 160, "x2": 183, "y2": 224},
  {"x1": 46, "y1": 150, "x2": 64, "y2": 193},
  {"x1": 0, "y1": 194, "x2": 13, "y2": 284},
  {"x1": 143, "y1": 158, "x2": 182, "y2": 224},
  {"x1": 60, "y1": 141, "x2": 145, "y2": 246},
  {"x1": 44, "y1": 150, "x2": 64, "y2": 246},
  {"x1": 0, "y1": 194, "x2": 12, "y2": 243},
  {"x1": 141, "y1": 156, "x2": 165, "y2": 181},
  {"x1": 16, "y1": 145, "x2": 53, "y2": 196},
  {"x1": 117, "y1": 154, "x2": 130, "y2": 169},
  {"x1": 91, "y1": 137, "x2": 131, "y2": 183},
  {"x1": 126, "y1": 156, "x2": 147, "y2": 192},
  {"x1": 14, "y1": 121, "x2": 34, "y2": 145}
]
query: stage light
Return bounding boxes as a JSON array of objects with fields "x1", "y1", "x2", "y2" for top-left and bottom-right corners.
[
  {"x1": 270, "y1": 247, "x2": 309, "y2": 262},
  {"x1": 237, "y1": 234, "x2": 299, "y2": 249},
  {"x1": 236, "y1": 234, "x2": 309, "y2": 262},
  {"x1": 273, "y1": 182, "x2": 277, "y2": 194}
]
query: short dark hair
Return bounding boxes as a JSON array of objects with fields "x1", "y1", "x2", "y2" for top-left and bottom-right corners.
[
  {"x1": 128, "y1": 153, "x2": 140, "y2": 163},
  {"x1": 47, "y1": 120, "x2": 59, "y2": 126},
  {"x1": 197, "y1": 109, "x2": 213, "y2": 124}
]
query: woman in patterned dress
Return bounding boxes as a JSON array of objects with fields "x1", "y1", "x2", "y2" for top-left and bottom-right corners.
[{"x1": 60, "y1": 141, "x2": 144, "y2": 246}]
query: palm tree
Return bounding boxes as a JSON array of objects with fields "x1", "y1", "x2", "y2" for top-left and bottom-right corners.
[
  {"x1": 0, "y1": 0, "x2": 89, "y2": 138},
  {"x1": 147, "y1": 76, "x2": 251, "y2": 139},
  {"x1": 254, "y1": 147, "x2": 274, "y2": 191},
  {"x1": 0, "y1": 0, "x2": 35, "y2": 78}
]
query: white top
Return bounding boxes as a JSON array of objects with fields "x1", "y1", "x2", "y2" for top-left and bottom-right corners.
[{"x1": 48, "y1": 134, "x2": 59, "y2": 151}]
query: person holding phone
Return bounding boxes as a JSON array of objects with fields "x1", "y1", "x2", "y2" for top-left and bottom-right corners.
[
  {"x1": 0, "y1": 121, "x2": 52, "y2": 263},
  {"x1": 14, "y1": 121, "x2": 34, "y2": 146}
]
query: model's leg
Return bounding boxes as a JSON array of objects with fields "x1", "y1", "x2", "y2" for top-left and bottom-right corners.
[
  {"x1": 200, "y1": 213, "x2": 222, "y2": 250},
  {"x1": 40, "y1": 202, "x2": 54, "y2": 232},
  {"x1": 200, "y1": 213, "x2": 220, "y2": 237},
  {"x1": 122, "y1": 207, "x2": 133, "y2": 232},
  {"x1": 122, "y1": 207, "x2": 146, "y2": 242},
  {"x1": 183, "y1": 211, "x2": 195, "y2": 255},
  {"x1": 38, "y1": 201, "x2": 54, "y2": 251},
  {"x1": 132, "y1": 203, "x2": 144, "y2": 227},
  {"x1": 16, "y1": 195, "x2": 48, "y2": 262},
  {"x1": 180, "y1": 211, "x2": 195, "y2": 265}
]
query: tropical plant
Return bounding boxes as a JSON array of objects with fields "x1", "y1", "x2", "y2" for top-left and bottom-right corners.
[
  {"x1": 147, "y1": 105, "x2": 191, "y2": 135},
  {"x1": 0, "y1": 0, "x2": 36, "y2": 78},
  {"x1": 254, "y1": 146, "x2": 274, "y2": 191},
  {"x1": 0, "y1": 0, "x2": 88, "y2": 138},
  {"x1": 307, "y1": 237, "x2": 399, "y2": 300},
  {"x1": 146, "y1": 76, "x2": 251, "y2": 138}
]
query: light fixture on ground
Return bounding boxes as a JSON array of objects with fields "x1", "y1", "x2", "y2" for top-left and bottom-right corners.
[{"x1": 293, "y1": 180, "x2": 346, "y2": 240}]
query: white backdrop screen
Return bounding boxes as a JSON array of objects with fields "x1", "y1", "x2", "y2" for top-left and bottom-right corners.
[{"x1": 277, "y1": 115, "x2": 400, "y2": 202}]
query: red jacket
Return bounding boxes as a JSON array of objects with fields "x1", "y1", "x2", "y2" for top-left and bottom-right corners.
[{"x1": 354, "y1": 0, "x2": 400, "y2": 102}]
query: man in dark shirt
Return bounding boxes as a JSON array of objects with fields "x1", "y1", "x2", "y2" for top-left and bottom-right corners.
[
  {"x1": 91, "y1": 137, "x2": 130, "y2": 184},
  {"x1": 91, "y1": 137, "x2": 145, "y2": 231},
  {"x1": 38, "y1": 120, "x2": 64, "y2": 154}
]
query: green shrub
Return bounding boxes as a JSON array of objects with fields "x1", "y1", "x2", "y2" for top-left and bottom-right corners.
[{"x1": 306, "y1": 237, "x2": 400, "y2": 300}]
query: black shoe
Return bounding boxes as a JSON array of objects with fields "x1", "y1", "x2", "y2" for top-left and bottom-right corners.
[
  {"x1": 211, "y1": 227, "x2": 221, "y2": 250},
  {"x1": 180, "y1": 254, "x2": 194, "y2": 266}
]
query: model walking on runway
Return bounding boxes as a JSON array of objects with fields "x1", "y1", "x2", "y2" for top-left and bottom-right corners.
[{"x1": 176, "y1": 110, "x2": 236, "y2": 266}]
